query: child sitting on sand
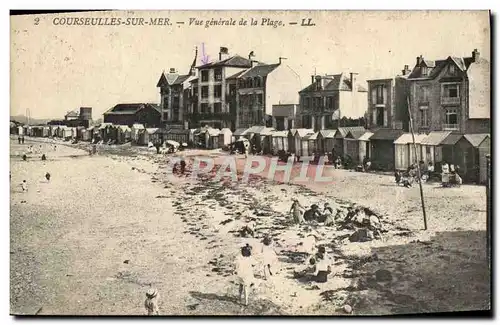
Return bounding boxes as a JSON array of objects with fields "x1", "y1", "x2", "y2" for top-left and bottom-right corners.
[
  {"x1": 261, "y1": 236, "x2": 278, "y2": 280},
  {"x1": 234, "y1": 244, "x2": 256, "y2": 306}
]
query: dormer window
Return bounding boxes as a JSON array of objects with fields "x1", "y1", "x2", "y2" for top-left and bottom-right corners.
[
  {"x1": 421, "y1": 66, "x2": 428, "y2": 76},
  {"x1": 449, "y1": 65, "x2": 455, "y2": 74}
]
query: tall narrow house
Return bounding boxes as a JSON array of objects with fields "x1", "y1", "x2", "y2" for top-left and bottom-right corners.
[
  {"x1": 366, "y1": 65, "x2": 411, "y2": 131},
  {"x1": 156, "y1": 48, "x2": 198, "y2": 128},
  {"x1": 407, "y1": 49, "x2": 490, "y2": 134}
]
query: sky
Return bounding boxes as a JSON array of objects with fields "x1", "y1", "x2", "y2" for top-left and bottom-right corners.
[{"x1": 10, "y1": 10, "x2": 490, "y2": 120}]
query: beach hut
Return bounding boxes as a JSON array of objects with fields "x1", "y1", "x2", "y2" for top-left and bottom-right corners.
[
  {"x1": 441, "y1": 133, "x2": 489, "y2": 183},
  {"x1": 393, "y1": 133, "x2": 428, "y2": 171},
  {"x1": 420, "y1": 131, "x2": 452, "y2": 167},
  {"x1": 142, "y1": 128, "x2": 159, "y2": 145},
  {"x1": 42, "y1": 126, "x2": 50, "y2": 137},
  {"x1": 358, "y1": 131, "x2": 374, "y2": 163},
  {"x1": 82, "y1": 126, "x2": 94, "y2": 142},
  {"x1": 131, "y1": 124, "x2": 145, "y2": 144},
  {"x1": 270, "y1": 130, "x2": 289, "y2": 154},
  {"x1": 343, "y1": 130, "x2": 367, "y2": 163},
  {"x1": 316, "y1": 130, "x2": 336, "y2": 154},
  {"x1": 218, "y1": 128, "x2": 233, "y2": 148},
  {"x1": 334, "y1": 126, "x2": 366, "y2": 158},
  {"x1": 232, "y1": 128, "x2": 250, "y2": 142},
  {"x1": 293, "y1": 128, "x2": 315, "y2": 158},
  {"x1": 473, "y1": 134, "x2": 491, "y2": 184},
  {"x1": 62, "y1": 126, "x2": 73, "y2": 139},
  {"x1": 246, "y1": 126, "x2": 275, "y2": 153},
  {"x1": 205, "y1": 128, "x2": 221, "y2": 149},
  {"x1": 287, "y1": 129, "x2": 297, "y2": 154},
  {"x1": 165, "y1": 129, "x2": 190, "y2": 144},
  {"x1": 303, "y1": 132, "x2": 319, "y2": 156},
  {"x1": 116, "y1": 125, "x2": 132, "y2": 144},
  {"x1": 369, "y1": 128, "x2": 405, "y2": 171}
]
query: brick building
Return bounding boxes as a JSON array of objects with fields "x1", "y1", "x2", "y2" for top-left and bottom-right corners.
[
  {"x1": 366, "y1": 65, "x2": 411, "y2": 131},
  {"x1": 298, "y1": 72, "x2": 368, "y2": 131},
  {"x1": 407, "y1": 49, "x2": 490, "y2": 134}
]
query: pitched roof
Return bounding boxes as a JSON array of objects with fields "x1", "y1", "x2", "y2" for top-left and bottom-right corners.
[
  {"x1": 207, "y1": 128, "x2": 221, "y2": 136},
  {"x1": 408, "y1": 55, "x2": 489, "y2": 80},
  {"x1": 318, "y1": 129, "x2": 337, "y2": 138},
  {"x1": 104, "y1": 103, "x2": 160, "y2": 115},
  {"x1": 394, "y1": 133, "x2": 428, "y2": 145},
  {"x1": 440, "y1": 133, "x2": 464, "y2": 146},
  {"x1": 304, "y1": 132, "x2": 319, "y2": 140},
  {"x1": 271, "y1": 130, "x2": 289, "y2": 137},
  {"x1": 358, "y1": 131, "x2": 374, "y2": 141},
  {"x1": 370, "y1": 128, "x2": 405, "y2": 141},
  {"x1": 240, "y1": 63, "x2": 280, "y2": 79},
  {"x1": 464, "y1": 133, "x2": 490, "y2": 148},
  {"x1": 65, "y1": 110, "x2": 79, "y2": 117},
  {"x1": 345, "y1": 130, "x2": 366, "y2": 140},
  {"x1": 233, "y1": 128, "x2": 250, "y2": 136},
  {"x1": 299, "y1": 73, "x2": 368, "y2": 93},
  {"x1": 171, "y1": 74, "x2": 191, "y2": 85},
  {"x1": 197, "y1": 55, "x2": 253, "y2": 69},
  {"x1": 247, "y1": 126, "x2": 274, "y2": 134},
  {"x1": 336, "y1": 126, "x2": 366, "y2": 138},
  {"x1": 420, "y1": 131, "x2": 452, "y2": 146},
  {"x1": 294, "y1": 128, "x2": 314, "y2": 138},
  {"x1": 227, "y1": 70, "x2": 247, "y2": 80}
]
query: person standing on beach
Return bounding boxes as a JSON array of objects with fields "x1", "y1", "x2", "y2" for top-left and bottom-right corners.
[
  {"x1": 21, "y1": 180, "x2": 27, "y2": 192},
  {"x1": 234, "y1": 244, "x2": 256, "y2": 306},
  {"x1": 261, "y1": 236, "x2": 278, "y2": 280},
  {"x1": 290, "y1": 199, "x2": 305, "y2": 224}
]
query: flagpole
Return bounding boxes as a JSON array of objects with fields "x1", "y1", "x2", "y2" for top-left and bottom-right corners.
[{"x1": 407, "y1": 96, "x2": 428, "y2": 230}]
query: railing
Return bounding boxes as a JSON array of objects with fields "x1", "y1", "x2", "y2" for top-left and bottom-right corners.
[
  {"x1": 443, "y1": 124, "x2": 459, "y2": 131},
  {"x1": 441, "y1": 97, "x2": 460, "y2": 105}
]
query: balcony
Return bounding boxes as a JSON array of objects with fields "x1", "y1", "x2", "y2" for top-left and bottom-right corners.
[
  {"x1": 443, "y1": 124, "x2": 459, "y2": 131},
  {"x1": 441, "y1": 97, "x2": 460, "y2": 106}
]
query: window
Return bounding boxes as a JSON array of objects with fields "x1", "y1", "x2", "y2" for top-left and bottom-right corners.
[
  {"x1": 163, "y1": 112, "x2": 168, "y2": 120},
  {"x1": 376, "y1": 85, "x2": 385, "y2": 105},
  {"x1": 173, "y1": 97, "x2": 180, "y2": 108},
  {"x1": 256, "y1": 94, "x2": 263, "y2": 105},
  {"x1": 214, "y1": 85, "x2": 222, "y2": 98},
  {"x1": 163, "y1": 98, "x2": 169, "y2": 109},
  {"x1": 420, "y1": 107, "x2": 429, "y2": 127},
  {"x1": 445, "y1": 109, "x2": 458, "y2": 129},
  {"x1": 442, "y1": 83, "x2": 459, "y2": 98},
  {"x1": 254, "y1": 77, "x2": 261, "y2": 88},
  {"x1": 239, "y1": 79, "x2": 245, "y2": 88},
  {"x1": 419, "y1": 86, "x2": 429, "y2": 102},
  {"x1": 201, "y1": 86, "x2": 209, "y2": 98},
  {"x1": 201, "y1": 70, "x2": 209, "y2": 82},
  {"x1": 200, "y1": 103, "x2": 209, "y2": 113},
  {"x1": 326, "y1": 96, "x2": 334, "y2": 109},
  {"x1": 214, "y1": 103, "x2": 222, "y2": 113},
  {"x1": 193, "y1": 86, "x2": 198, "y2": 97},
  {"x1": 214, "y1": 68, "x2": 222, "y2": 81},
  {"x1": 421, "y1": 66, "x2": 428, "y2": 76},
  {"x1": 302, "y1": 116, "x2": 312, "y2": 129},
  {"x1": 449, "y1": 65, "x2": 455, "y2": 74},
  {"x1": 247, "y1": 78, "x2": 253, "y2": 88},
  {"x1": 304, "y1": 97, "x2": 311, "y2": 109},
  {"x1": 448, "y1": 86, "x2": 458, "y2": 98}
]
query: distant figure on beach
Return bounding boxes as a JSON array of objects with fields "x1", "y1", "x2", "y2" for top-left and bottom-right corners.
[
  {"x1": 22, "y1": 154, "x2": 27, "y2": 161},
  {"x1": 234, "y1": 244, "x2": 256, "y2": 306},
  {"x1": 21, "y1": 180, "x2": 27, "y2": 192},
  {"x1": 54, "y1": 145, "x2": 57, "y2": 151},
  {"x1": 144, "y1": 288, "x2": 160, "y2": 316},
  {"x1": 261, "y1": 236, "x2": 278, "y2": 280},
  {"x1": 290, "y1": 199, "x2": 305, "y2": 224},
  {"x1": 21, "y1": 137, "x2": 25, "y2": 144},
  {"x1": 312, "y1": 246, "x2": 332, "y2": 283},
  {"x1": 41, "y1": 154, "x2": 46, "y2": 161},
  {"x1": 45, "y1": 172, "x2": 51, "y2": 182},
  {"x1": 18, "y1": 136, "x2": 21, "y2": 144},
  {"x1": 180, "y1": 159, "x2": 186, "y2": 175}
]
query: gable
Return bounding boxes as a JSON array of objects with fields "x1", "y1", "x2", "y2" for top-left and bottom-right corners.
[{"x1": 156, "y1": 73, "x2": 167, "y2": 87}]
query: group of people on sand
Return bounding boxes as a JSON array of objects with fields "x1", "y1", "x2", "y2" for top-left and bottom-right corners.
[
  {"x1": 289, "y1": 199, "x2": 337, "y2": 226},
  {"x1": 233, "y1": 236, "x2": 279, "y2": 306}
]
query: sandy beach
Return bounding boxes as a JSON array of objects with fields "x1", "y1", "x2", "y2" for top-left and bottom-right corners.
[{"x1": 10, "y1": 137, "x2": 490, "y2": 315}]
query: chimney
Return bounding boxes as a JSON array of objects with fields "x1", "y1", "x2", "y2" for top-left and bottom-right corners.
[
  {"x1": 402, "y1": 64, "x2": 411, "y2": 75},
  {"x1": 350, "y1": 72, "x2": 358, "y2": 92},
  {"x1": 278, "y1": 57, "x2": 287, "y2": 65},
  {"x1": 472, "y1": 49, "x2": 480, "y2": 62},
  {"x1": 416, "y1": 55, "x2": 423, "y2": 65},
  {"x1": 311, "y1": 75, "x2": 315, "y2": 84},
  {"x1": 169, "y1": 68, "x2": 177, "y2": 74}
]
